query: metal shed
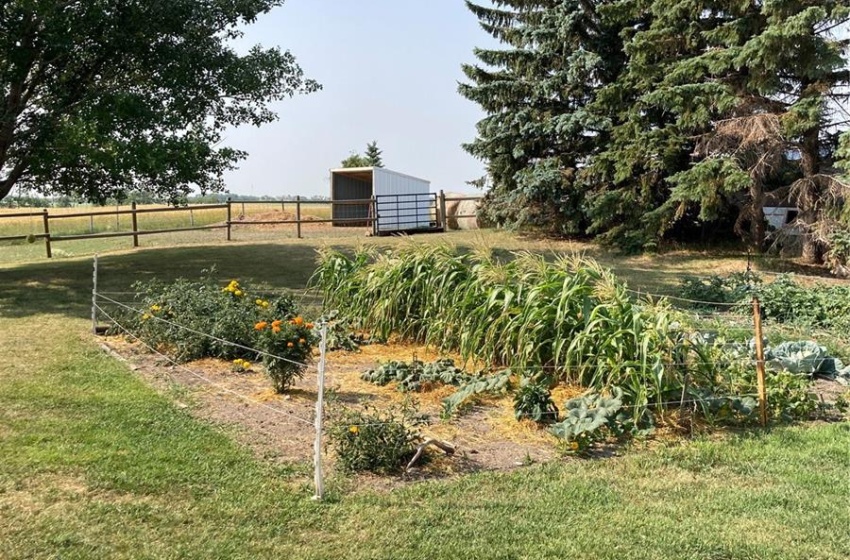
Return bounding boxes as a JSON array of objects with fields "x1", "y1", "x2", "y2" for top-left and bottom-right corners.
[{"x1": 330, "y1": 167, "x2": 438, "y2": 235}]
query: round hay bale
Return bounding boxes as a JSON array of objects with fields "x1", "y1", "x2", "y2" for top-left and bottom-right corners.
[
  {"x1": 440, "y1": 192, "x2": 465, "y2": 230},
  {"x1": 454, "y1": 199, "x2": 481, "y2": 230}
]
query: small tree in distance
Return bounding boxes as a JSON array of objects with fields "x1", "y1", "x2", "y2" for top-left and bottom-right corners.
[
  {"x1": 365, "y1": 141, "x2": 384, "y2": 167},
  {"x1": 341, "y1": 142, "x2": 384, "y2": 168}
]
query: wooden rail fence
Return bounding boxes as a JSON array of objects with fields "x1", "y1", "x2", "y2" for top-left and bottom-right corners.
[{"x1": 0, "y1": 192, "x2": 482, "y2": 258}]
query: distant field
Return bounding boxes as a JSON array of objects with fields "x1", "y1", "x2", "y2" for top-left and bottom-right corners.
[{"x1": 0, "y1": 202, "x2": 340, "y2": 261}]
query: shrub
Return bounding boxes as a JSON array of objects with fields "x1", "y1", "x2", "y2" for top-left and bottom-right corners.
[
  {"x1": 327, "y1": 402, "x2": 424, "y2": 474},
  {"x1": 109, "y1": 273, "x2": 314, "y2": 393}
]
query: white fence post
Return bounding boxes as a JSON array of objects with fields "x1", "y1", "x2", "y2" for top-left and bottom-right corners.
[
  {"x1": 91, "y1": 254, "x2": 99, "y2": 334},
  {"x1": 312, "y1": 321, "x2": 328, "y2": 500}
]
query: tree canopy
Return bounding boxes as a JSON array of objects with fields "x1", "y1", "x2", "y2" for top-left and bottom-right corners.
[
  {"x1": 341, "y1": 141, "x2": 384, "y2": 168},
  {"x1": 0, "y1": 0, "x2": 320, "y2": 204},
  {"x1": 461, "y1": 0, "x2": 850, "y2": 262}
]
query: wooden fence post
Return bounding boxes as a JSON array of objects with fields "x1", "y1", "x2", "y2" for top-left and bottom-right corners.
[
  {"x1": 226, "y1": 198, "x2": 232, "y2": 241},
  {"x1": 131, "y1": 202, "x2": 139, "y2": 248},
  {"x1": 439, "y1": 190, "x2": 447, "y2": 230},
  {"x1": 189, "y1": 208, "x2": 195, "y2": 227},
  {"x1": 296, "y1": 196, "x2": 302, "y2": 239},
  {"x1": 753, "y1": 297, "x2": 768, "y2": 427},
  {"x1": 42, "y1": 209, "x2": 52, "y2": 258}
]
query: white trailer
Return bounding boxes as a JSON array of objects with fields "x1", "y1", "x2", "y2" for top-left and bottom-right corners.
[{"x1": 330, "y1": 167, "x2": 438, "y2": 234}]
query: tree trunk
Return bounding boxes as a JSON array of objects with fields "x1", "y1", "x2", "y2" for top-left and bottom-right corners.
[
  {"x1": 798, "y1": 126, "x2": 823, "y2": 264},
  {"x1": 749, "y1": 182, "x2": 766, "y2": 251}
]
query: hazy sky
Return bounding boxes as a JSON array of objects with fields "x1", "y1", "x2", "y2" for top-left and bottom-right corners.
[{"x1": 224, "y1": 1, "x2": 491, "y2": 197}]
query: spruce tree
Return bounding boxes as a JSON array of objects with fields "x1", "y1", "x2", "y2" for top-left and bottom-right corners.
[
  {"x1": 459, "y1": 0, "x2": 631, "y2": 234},
  {"x1": 365, "y1": 141, "x2": 384, "y2": 167}
]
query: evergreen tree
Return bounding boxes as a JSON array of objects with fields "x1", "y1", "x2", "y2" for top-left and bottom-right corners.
[
  {"x1": 459, "y1": 0, "x2": 634, "y2": 234},
  {"x1": 463, "y1": 0, "x2": 849, "y2": 259},
  {"x1": 365, "y1": 141, "x2": 384, "y2": 167}
]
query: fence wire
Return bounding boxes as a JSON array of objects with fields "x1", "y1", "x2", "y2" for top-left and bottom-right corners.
[{"x1": 95, "y1": 292, "x2": 309, "y2": 369}]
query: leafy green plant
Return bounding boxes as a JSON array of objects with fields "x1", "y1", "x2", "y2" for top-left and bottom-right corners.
[
  {"x1": 108, "y1": 273, "x2": 314, "y2": 393},
  {"x1": 326, "y1": 401, "x2": 425, "y2": 474},
  {"x1": 550, "y1": 389, "x2": 625, "y2": 452},
  {"x1": 362, "y1": 358, "x2": 468, "y2": 393},
  {"x1": 678, "y1": 271, "x2": 760, "y2": 308},
  {"x1": 318, "y1": 310, "x2": 378, "y2": 352},
  {"x1": 441, "y1": 370, "x2": 512, "y2": 418},
  {"x1": 513, "y1": 380, "x2": 559, "y2": 424},
  {"x1": 253, "y1": 316, "x2": 314, "y2": 392}
]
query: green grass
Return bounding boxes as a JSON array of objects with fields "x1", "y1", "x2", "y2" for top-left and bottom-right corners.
[{"x1": 2, "y1": 235, "x2": 849, "y2": 559}]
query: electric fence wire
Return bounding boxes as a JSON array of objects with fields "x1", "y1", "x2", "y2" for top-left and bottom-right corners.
[{"x1": 95, "y1": 292, "x2": 309, "y2": 369}]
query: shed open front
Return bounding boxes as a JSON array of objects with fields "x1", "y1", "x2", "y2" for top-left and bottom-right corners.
[{"x1": 330, "y1": 167, "x2": 439, "y2": 234}]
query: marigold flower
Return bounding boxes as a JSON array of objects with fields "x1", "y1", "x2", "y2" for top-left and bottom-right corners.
[
  {"x1": 141, "y1": 313, "x2": 151, "y2": 321},
  {"x1": 234, "y1": 290, "x2": 243, "y2": 297},
  {"x1": 150, "y1": 304, "x2": 161, "y2": 312},
  {"x1": 293, "y1": 316, "x2": 304, "y2": 326},
  {"x1": 299, "y1": 338, "x2": 306, "y2": 344},
  {"x1": 271, "y1": 320, "x2": 282, "y2": 328},
  {"x1": 255, "y1": 299, "x2": 263, "y2": 305},
  {"x1": 273, "y1": 326, "x2": 281, "y2": 333},
  {"x1": 569, "y1": 441, "x2": 579, "y2": 451},
  {"x1": 255, "y1": 321, "x2": 268, "y2": 331},
  {"x1": 287, "y1": 342, "x2": 294, "y2": 348},
  {"x1": 306, "y1": 323, "x2": 314, "y2": 329},
  {"x1": 349, "y1": 426, "x2": 359, "y2": 434},
  {"x1": 262, "y1": 301, "x2": 270, "y2": 308}
]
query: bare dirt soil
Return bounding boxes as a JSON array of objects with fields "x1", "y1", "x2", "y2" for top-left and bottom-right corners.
[{"x1": 102, "y1": 338, "x2": 563, "y2": 479}]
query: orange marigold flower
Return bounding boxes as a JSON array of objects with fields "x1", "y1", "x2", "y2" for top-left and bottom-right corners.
[
  {"x1": 287, "y1": 342, "x2": 294, "y2": 348},
  {"x1": 299, "y1": 338, "x2": 306, "y2": 344},
  {"x1": 293, "y1": 316, "x2": 304, "y2": 326},
  {"x1": 306, "y1": 323, "x2": 314, "y2": 329},
  {"x1": 254, "y1": 321, "x2": 268, "y2": 331},
  {"x1": 273, "y1": 326, "x2": 281, "y2": 333},
  {"x1": 271, "y1": 320, "x2": 282, "y2": 328}
]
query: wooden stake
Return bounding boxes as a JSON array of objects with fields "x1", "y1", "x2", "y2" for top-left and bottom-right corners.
[
  {"x1": 42, "y1": 209, "x2": 52, "y2": 258},
  {"x1": 131, "y1": 202, "x2": 139, "y2": 247},
  {"x1": 753, "y1": 297, "x2": 768, "y2": 427},
  {"x1": 296, "y1": 196, "x2": 302, "y2": 239}
]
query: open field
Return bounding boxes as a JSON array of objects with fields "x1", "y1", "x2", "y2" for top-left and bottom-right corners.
[{"x1": 1, "y1": 232, "x2": 849, "y2": 559}]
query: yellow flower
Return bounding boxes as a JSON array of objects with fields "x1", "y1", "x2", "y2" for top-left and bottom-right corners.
[
  {"x1": 569, "y1": 441, "x2": 579, "y2": 451},
  {"x1": 150, "y1": 304, "x2": 161, "y2": 312},
  {"x1": 262, "y1": 301, "x2": 270, "y2": 308},
  {"x1": 349, "y1": 426, "x2": 359, "y2": 434},
  {"x1": 255, "y1": 299, "x2": 263, "y2": 305},
  {"x1": 141, "y1": 313, "x2": 151, "y2": 321},
  {"x1": 234, "y1": 290, "x2": 243, "y2": 297}
]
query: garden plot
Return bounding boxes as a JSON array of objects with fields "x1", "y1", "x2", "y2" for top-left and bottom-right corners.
[{"x1": 102, "y1": 336, "x2": 566, "y2": 476}]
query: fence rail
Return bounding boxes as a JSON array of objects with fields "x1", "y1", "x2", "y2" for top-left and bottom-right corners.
[{"x1": 0, "y1": 192, "x2": 483, "y2": 258}]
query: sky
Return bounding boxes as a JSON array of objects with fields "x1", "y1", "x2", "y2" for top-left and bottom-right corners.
[{"x1": 223, "y1": 0, "x2": 492, "y2": 198}]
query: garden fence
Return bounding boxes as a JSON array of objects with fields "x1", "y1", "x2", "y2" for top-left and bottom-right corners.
[
  {"x1": 1, "y1": 192, "x2": 484, "y2": 258},
  {"x1": 90, "y1": 257, "x2": 800, "y2": 501}
]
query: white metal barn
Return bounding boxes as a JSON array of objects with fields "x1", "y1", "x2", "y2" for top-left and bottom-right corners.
[{"x1": 330, "y1": 167, "x2": 437, "y2": 235}]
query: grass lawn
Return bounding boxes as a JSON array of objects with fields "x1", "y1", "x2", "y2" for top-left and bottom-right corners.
[{"x1": 1, "y1": 232, "x2": 849, "y2": 559}]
